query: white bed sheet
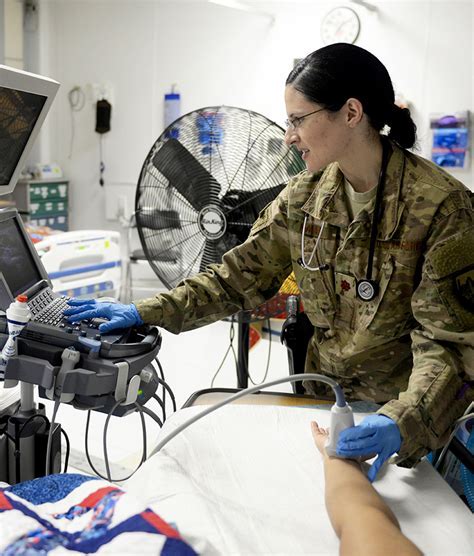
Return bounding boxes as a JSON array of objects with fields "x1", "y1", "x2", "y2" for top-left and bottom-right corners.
[{"x1": 124, "y1": 404, "x2": 474, "y2": 555}]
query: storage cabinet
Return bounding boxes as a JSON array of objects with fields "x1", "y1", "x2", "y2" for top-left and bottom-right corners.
[{"x1": 11, "y1": 179, "x2": 69, "y2": 231}]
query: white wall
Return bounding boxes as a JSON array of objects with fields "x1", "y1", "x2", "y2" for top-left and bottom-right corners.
[{"x1": 30, "y1": 0, "x2": 473, "y2": 232}]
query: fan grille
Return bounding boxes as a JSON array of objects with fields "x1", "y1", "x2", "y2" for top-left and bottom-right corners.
[{"x1": 136, "y1": 106, "x2": 304, "y2": 295}]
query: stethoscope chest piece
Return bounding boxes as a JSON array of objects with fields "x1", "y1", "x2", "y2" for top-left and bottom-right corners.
[{"x1": 356, "y1": 279, "x2": 378, "y2": 302}]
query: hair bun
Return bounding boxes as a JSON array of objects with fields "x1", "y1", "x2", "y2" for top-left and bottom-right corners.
[{"x1": 389, "y1": 105, "x2": 416, "y2": 149}]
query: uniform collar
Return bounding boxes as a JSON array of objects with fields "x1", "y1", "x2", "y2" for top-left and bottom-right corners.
[{"x1": 301, "y1": 141, "x2": 406, "y2": 239}]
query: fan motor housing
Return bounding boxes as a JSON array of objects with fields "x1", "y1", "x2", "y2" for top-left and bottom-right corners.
[{"x1": 198, "y1": 205, "x2": 227, "y2": 240}]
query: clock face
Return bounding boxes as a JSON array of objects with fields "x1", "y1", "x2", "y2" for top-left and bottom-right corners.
[{"x1": 321, "y1": 7, "x2": 361, "y2": 45}]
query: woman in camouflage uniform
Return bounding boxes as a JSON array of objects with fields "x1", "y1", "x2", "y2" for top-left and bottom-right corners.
[{"x1": 66, "y1": 44, "x2": 473, "y2": 482}]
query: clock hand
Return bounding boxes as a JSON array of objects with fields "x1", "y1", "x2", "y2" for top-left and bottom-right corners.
[{"x1": 336, "y1": 19, "x2": 352, "y2": 37}]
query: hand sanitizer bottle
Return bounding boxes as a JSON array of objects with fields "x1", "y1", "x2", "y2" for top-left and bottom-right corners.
[{"x1": 0, "y1": 295, "x2": 31, "y2": 379}]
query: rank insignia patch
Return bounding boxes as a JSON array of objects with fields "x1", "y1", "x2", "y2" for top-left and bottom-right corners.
[{"x1": 335, "y1": 272, "x2": 356, "y2": 297}]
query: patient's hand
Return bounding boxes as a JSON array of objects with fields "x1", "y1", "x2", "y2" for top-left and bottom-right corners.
[
  {"x1": 312, "y1": 421, "x2": 374, "y2": 463},
  {"x1": 311, "y1": 421, "x2": 329, "y2": 455}
]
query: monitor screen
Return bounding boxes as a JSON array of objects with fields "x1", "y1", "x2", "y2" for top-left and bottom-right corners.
[
  {"x1": 0, "y1": 87, "x2": 47, "y2": 185},
  {"x1": 0, "y1": 65, "x2": 59, "y2": 196},
  {"x1": 0, "y1": 215, "x2": 42, "y2": 296}
]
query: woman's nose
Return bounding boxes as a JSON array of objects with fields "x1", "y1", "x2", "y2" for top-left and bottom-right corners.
[{"x1": 284, "y1": 127, "x2": 297, "y2": 146}]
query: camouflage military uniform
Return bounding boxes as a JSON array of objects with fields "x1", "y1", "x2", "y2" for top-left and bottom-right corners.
[{"x1": 135, "y1": 142, "x2": 474, "y2": 467}]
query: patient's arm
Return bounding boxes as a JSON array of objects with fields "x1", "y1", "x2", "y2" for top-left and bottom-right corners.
[{"x1": 311, "y1": 422, "x2": 422, "y2": 556}]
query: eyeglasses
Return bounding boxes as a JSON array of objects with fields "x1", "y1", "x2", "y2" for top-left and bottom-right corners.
[{"x1": 285, "y1": 107, "x2": 325, "y2": 130}]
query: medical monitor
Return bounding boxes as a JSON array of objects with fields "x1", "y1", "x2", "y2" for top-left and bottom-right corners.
[
  {"x1": 0, "y1": 209, "x2": 48, "y2": 302},
  {"x1": 0, "y1": 65, "x2": 59, "y2": 196}
]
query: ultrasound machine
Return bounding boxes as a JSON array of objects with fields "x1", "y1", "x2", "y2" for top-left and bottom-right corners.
[{"x1": 0, "y1": 65, "x2": 161, "y2": 484}]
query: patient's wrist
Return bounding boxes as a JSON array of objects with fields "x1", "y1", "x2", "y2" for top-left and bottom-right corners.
[{"x1": 325, "y1": 454, "x2": 362, "y2": 469}]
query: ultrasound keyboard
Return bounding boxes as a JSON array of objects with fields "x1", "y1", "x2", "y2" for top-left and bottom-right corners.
[
  {"x1": 28, "y1": 289, "x2": 111, "y2": 337},
  {"x1": 29, "y1": 290, "x2": 69, "y2": 327},
  {"x1": 1, "y1": 291, "x2": 160, "y2": 358}
]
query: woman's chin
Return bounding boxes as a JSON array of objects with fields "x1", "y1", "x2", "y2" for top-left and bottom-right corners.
[{"x1": 305, "y1": 161, "x2": 320, "y2": 173}]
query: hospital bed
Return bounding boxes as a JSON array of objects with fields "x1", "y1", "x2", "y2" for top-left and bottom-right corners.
[
  {"x1": 33, "y1": 229, "x2": 122, "y2": 299},
  {"x1": 127, "y1": 397, "x2": 473, "y2": 555},
  {"x1": 1, "y1": 392, "x2": 472, "y2": 555}
]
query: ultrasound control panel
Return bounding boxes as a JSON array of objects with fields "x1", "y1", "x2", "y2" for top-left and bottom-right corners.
[
  {"x1": 28, "y1": 290, "x2": 108, "y2": 337},
  {"x1": 29, "y1": 289, "x2": 69, "y2": 327},
  {"x1": 0, "y1": 287, "x2": 157, "y2": 358},
  {"x1": 27, "y1": 288, "x2": 121, "y2": 342}
]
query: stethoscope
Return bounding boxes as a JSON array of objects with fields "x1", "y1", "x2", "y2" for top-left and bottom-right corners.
[{"x1": 297, "y1": 139, "x2": 390, "y2": 302}]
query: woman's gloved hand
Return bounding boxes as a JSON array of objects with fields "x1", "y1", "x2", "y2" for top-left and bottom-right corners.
[
  {"x1": 336, "y1": 414, "x2": 402, "y2": 482},
  {"x1": 64, "y1": 298, "x2": 144, "y2": 333}
]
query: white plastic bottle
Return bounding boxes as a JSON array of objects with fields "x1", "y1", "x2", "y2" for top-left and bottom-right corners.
[
  {"x1": 0, "y1": 295, "x2": 31, "y2": 379},
  {"x1": 164, "y1": 84, "x2": 181, "y2": 139}
]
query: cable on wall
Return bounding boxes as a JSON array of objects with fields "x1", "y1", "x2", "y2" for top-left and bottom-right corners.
[{"x1": 67, "y1": 86, "x2": 85, "y2": 158}]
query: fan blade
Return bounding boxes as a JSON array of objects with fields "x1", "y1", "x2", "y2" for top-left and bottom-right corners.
[
  {"x1": 247, "y1": 183, "x2": 286, "y2": 216},
  {"x1": 224, "y1": 183, "x2": 286, "y2": 241},
  {"x1": 152, "y1": 138, "x2": 221, "y2": 212},
  {"x1": 224, "y1": 183, "x2": 285, "y2": 219},
  {"x1": 136, "y1": 209, "x2": 182, "y2": 230}
]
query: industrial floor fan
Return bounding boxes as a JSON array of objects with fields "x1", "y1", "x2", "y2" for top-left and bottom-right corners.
[{"x1": 134, "y1": 106, "x2": 305, "y2": 386}]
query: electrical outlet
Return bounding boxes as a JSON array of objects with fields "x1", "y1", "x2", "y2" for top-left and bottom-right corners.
[
  {"x1": 104, "y1": 183, "x2": 135, "y2": 222},
  {"x1": 117, "y1": 195, "x2": 128, "y2": 219},
  {"x1": 87, "y1": 82, "x2": 114, "y2": 105}
]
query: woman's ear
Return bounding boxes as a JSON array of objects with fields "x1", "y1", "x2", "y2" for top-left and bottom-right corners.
[{"x1": 345, "y1": 98, "x2": 364, "y2": 128}]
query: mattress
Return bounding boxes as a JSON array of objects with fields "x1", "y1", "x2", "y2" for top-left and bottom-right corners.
[{"x1": 124, "y1": 403, "x2": 474, "y2": 555}]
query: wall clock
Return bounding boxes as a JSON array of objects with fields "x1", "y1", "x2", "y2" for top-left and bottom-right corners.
[{"x1": 321, "y1": 6, "x2": 361, "y2": 45}]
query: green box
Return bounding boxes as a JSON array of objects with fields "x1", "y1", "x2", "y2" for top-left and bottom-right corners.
[
  {"x1": 29, "y1": 199, "x2": 68, "y2": 217},
  {"x1": 29, "y1": 214, "x2": 68, "y2": 232},
  {"x1": 28, "y1": 182, "x2": 68, "y2": 201}
]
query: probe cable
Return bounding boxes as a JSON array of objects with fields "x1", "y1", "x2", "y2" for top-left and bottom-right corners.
[
  {"x1": 84, "y1": 402, "x2": 141, "y2": 482},
  {"x1": 140, "y1": 405, "x2": 163, "y2": 428},
  {"x1": 84, "y1": 399, "x2": 162, "y2": 483},
  {"x1": 45, "y1": 399, "x2": 61, "y2": 476},
  {"x1": 60, "y1": 427, "x2": 70, "y2": 473},
  {"x1": 155, "y1": 377, "x2": 177, "y2": 413},
  {"x1": 211, "y1": 316, "x2": 238, "y2": 387},
  {"x1": 103, "y1": 399, "x2": 146, "y2": 482},
  {"x1": 151, "y1": 392, "x2": 166, "y2": 423},
  {"x1": 154, "y1": 357, "x2": 177, "y2": 417},
  {"x1": 149, "y1": 373, "x2": 346, "y2": 458},
  {"x1": 155, "y1": 356, "x2": 167, "y2": 420},
  {"x1": 248, "y1": 317, "x2": 272, "y2": 386}
]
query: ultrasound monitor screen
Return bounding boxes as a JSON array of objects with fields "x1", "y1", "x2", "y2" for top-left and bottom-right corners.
[
  {"x1": 0, "y1": 216, "x2": 42, "y2": 296},
  {"x1": 0, "y1": 87, "x2": 46, "y2": 184}
]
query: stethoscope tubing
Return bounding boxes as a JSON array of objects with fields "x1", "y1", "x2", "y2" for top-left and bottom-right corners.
[
  {"x1": 299, "y1": 217, "x2": 326, "y2": 271},
  {"x1": 298, "y1": 139, "x2": 390, "y2": 296}
]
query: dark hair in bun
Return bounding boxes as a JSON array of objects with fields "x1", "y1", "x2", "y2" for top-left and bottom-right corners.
[{"x1": 286, "y1": 43, "x2": 416, "y2": 149}]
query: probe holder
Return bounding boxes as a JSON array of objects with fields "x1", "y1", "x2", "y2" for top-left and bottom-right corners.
[{"x1": 1, "y1": 326, "x2": 161, "y2": 415}]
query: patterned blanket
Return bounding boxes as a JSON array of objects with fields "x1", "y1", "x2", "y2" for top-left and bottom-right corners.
[{"x1": 0, "y1": 473, "x2": 197, "y2": 554}]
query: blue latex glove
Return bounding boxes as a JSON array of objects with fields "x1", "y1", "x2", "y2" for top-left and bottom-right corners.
[
  {"x1": 336, "y1": 414, "x2": 402, "y2": 482},
  {"x1": 64, "y1": 298, "x2": 143, "y2": 333}
]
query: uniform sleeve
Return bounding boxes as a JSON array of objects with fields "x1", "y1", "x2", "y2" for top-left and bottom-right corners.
[
  {"x1": 133, "y1": 187, "x2": 293, "y2": 334},
  {"x1": 380, "y1": 191, "x2": 474, "y2": 466}
]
